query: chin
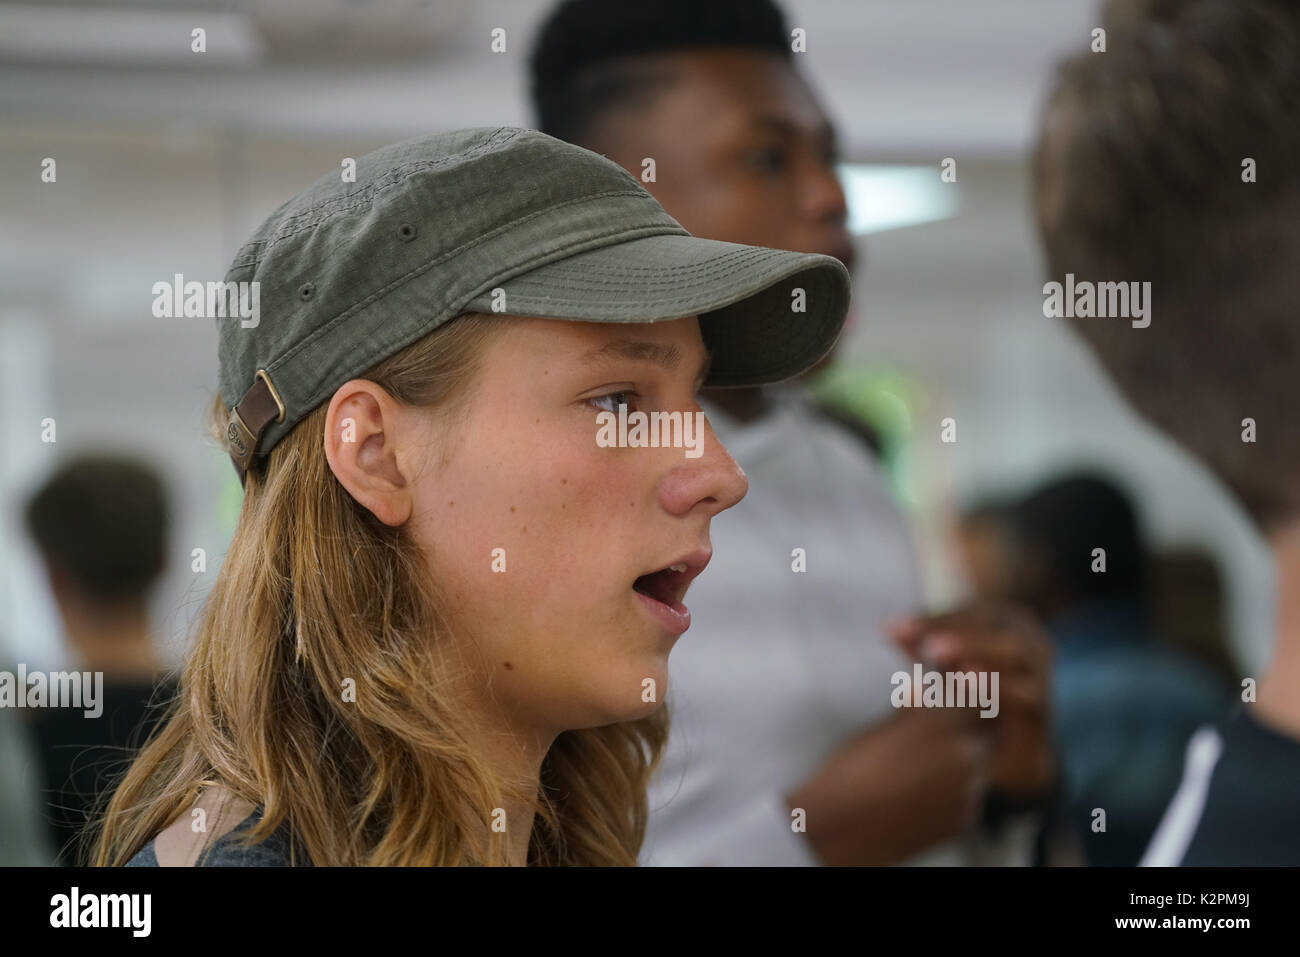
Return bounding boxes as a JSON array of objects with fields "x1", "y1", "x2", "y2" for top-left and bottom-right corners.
[
  {"x1": 586, "y1": 667, "x2": 670, "y2": 727},
  {"x1": 565, "y1": 699, "x2": 660, "y2": 732},
  {"x1": 614, "y1": 695, "x2": 666, "y2": 727}
]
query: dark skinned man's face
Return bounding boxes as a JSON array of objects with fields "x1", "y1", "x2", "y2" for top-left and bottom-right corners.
[
  {"x1": 585, "y1": 48, "x2": 855, "y2": 272},
  {"x1": 582, "y1": 49, "x2": 856, "y2": 402}
]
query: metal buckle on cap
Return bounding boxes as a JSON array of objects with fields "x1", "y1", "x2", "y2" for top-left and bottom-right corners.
[{"x1": 227, "y1": 369, "x2": 286, "y2": 484}]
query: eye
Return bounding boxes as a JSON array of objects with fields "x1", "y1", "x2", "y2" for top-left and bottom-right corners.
[
  {"x1": 743, "y1": 145, "x2": 789, "y2": 175},
  {"x1": 589, "y1": 390, "x2": 636, "y2": 414}
]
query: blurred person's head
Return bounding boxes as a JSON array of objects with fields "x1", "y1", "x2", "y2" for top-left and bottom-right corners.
[
  {"x1": 24, "y1": 455, "x2": 169, "y2": 665},
  {"x1": 531, "y1": 0, "x2": 853, "y2": 403},
  {"x1": 531, "y1": 0, "x2": 851, "y2": 266},
  {"x1": 1033, "y1": 0, "x2": 1300, "y2": 535},
  {"x1": 1002, "y1": 473, "x2": 1147, "y2": 623}
]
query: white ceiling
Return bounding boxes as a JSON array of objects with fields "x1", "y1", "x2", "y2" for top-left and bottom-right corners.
[
  {"x1": 0, "y1": 0, "x2": 1102, "y2": 156},
  {"x1": 0, "y1": 0, "x2": 1108, "y2": 324}
]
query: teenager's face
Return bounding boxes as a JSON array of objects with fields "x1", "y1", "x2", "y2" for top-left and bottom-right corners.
[
  {"x1": 408, "y1": 315, "x2": 748, "y2": 736},
  {"x1": 589, "y1": 49, "x2": 854, "y2": 271}
]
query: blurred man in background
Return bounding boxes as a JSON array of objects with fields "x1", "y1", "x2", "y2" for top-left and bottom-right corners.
[
  {"x1": 1033, "y1": 0, "x2": 1300, "y2": 864},
  {"x1": 994, "y1": 474, "x2": 1230, "y2": 864},
  {"x1": 531, "y1": 0, "x2": 1055, "y2": 865},
  {"x1": 22, "y1": 454, "x2": 178, "y2": 865}
]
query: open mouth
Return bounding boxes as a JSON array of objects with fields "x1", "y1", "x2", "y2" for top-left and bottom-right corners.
[
  {"x1": 632, "y1": 562, "x2": 692, "y2": 608},
  {"x1": 630, "y1": 549, "x2": 710, "y2": 634}
]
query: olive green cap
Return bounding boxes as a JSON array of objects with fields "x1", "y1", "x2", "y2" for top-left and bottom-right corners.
[{"x1": 218, "y1": 126, "x2": 850, "y2": 482}]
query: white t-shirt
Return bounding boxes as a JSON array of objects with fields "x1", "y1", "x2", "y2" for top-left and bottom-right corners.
[{"x1": 644, "y1": 386, "x2": 958, "y2": 865}]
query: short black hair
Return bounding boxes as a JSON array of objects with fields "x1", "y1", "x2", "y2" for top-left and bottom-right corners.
[
  {"x1": 530, "y1": 0, "x2": 792, "y2": 146},
  {"x1": 25, "y1": 454, "x2": 170, "y2": 606},
  {"x1": 1006, "y1": 472, "x2": 1147, "y2": 603}
]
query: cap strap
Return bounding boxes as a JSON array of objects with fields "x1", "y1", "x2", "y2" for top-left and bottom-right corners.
[{"x1": 226, "y1": 369, "x2": 285, "y2": 484}]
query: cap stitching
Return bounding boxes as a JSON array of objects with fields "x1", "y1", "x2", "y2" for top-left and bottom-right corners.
[
  {"x1": 487, "y1": 276, "x2": 819, "y2": 308},
  {"x1": 270, "y1": 135, "x2": 518, "y2": 244},
  {"x1": 515, "y1": 247, "x2": 797, "y2": 283},
  {"x1": 231, "y1": 128, "x2": 645, "y2": 269},
  {"x1": 229, "y1": 128, "x2": 523, "y2": 268},
  {"x1": 231, "y1": 181, "x2": 660, "y2": 273}
]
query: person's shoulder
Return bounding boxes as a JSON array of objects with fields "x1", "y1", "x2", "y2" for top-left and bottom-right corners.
[
  {"x1": 123, "y1": 786, "x2": 302, "y2": 867},
  {"x1": 1216, "y1": 706, "x2": 1300, "y2": 772},
  {"x1": 1173, "y1": 710, "x2": 1300, "y2": 864}
]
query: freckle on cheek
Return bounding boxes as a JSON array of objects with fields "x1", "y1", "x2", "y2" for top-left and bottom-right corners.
[
  {"x1": 560, "y1": 478, "x2": 567, "y2": 485},
  {"x1": 510, "y1": 505, "x2": 516, "y2": 513},
  {"x1": 503, "y1": 661, "x2": 513, "y2": 670},
  {"x1": 448, "y1": 500, "x2": 454, "y2": 508}
]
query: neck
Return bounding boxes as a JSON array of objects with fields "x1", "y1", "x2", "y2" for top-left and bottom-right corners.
[
  {"x1": 479, "y1": 719, "x2": 551, "y2": 867},
  {"x1": 58, "y1": 598, "x2": 159, "y2": 679},
  {"x1": 443, "y1": 656, "x2": 552, "y2": 866},
  {"x1": 1257, "y1": 519, "x2": 1300, "y2": 738}
]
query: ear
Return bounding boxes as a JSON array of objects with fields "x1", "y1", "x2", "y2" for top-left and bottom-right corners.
[{"x1": 323, "y1": 379, "x2": 417, "y2": 527}]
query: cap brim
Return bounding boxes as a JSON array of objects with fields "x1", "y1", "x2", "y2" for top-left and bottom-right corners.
[{"x1": 464, "y1": 233, "x2": 851, "y2": 387}]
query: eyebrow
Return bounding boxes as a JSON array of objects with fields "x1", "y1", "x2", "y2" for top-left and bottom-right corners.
[{"x1": 582, "y1": 338, "x2": 713, "y2": 388}]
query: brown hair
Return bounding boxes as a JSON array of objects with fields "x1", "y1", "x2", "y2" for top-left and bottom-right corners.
[
  {"x1": 93, "y1": 312, "x2": 669, "y2": 865},
  {"x1": 25, "y1": 455, "x2": 169, "y2": 606},
  {"x1": 1032, "y1": 0, "x2": 1300, "y2": 531}
]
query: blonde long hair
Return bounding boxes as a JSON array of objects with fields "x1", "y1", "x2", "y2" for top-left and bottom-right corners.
[{"x1": 94, "y1": 313, "x2": 670, "y2": 866}]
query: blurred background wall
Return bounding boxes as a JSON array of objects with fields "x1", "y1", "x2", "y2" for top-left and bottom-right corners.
[{"x1": 0, "y1": 0, "x2": 1273, "y2": 676}]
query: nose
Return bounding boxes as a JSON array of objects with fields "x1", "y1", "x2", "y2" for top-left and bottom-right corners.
[
  {"x1": 801, "y1": 155, "x2": 849, "y2": 231},
  {"x1": 657, "y1": 412, "x2": 748, "y2": 518}
]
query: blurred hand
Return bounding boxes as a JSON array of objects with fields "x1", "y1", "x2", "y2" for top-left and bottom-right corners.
[
  {"x1": 887, "y1": 602, "x2": 1056, "y2": 800},
  {"x1": 786, "y1": 706, "x2": 991, "y2": 866}
]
